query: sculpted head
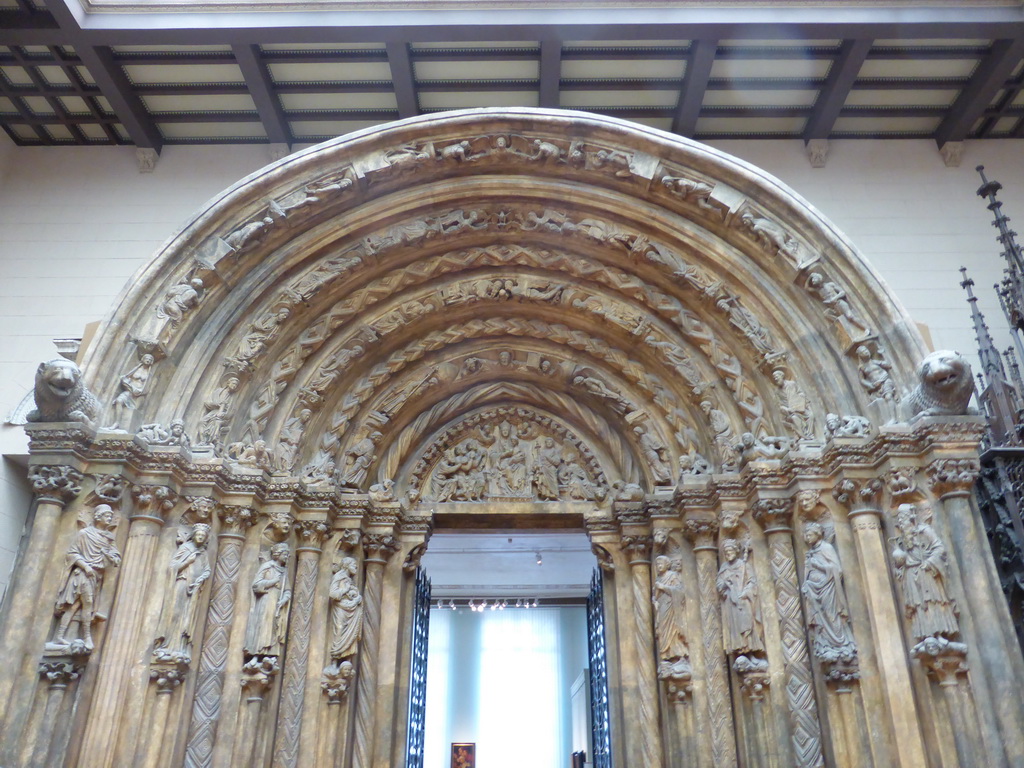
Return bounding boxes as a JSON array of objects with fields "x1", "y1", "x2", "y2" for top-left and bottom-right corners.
[
  {"x1": 270, "y1": 542, "x2": 290, "y2": 564},
  {"x1": 192, "y1": 523, "x2": 211, "y2": 546},
  {"x1": 825, "y1": 413, "x2": 840, "y2": 432},
  {"x1": 721, "y1": 538, "x2": 740, "y2": 562},
  {"x1": 93, "y1": 503, "x2": 115, "y2": 528},
  {"x1": 803, "y1": 522, "x2": 824, "y2": 546},
  {"x1": 655, "y1": 555, "x2": 671, "y2": 575}
]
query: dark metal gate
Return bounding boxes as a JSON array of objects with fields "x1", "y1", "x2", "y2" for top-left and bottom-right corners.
[
  {"x1": 405, "y1": 567, "x2": 431, "y2": 768},
  {"x1": 587, "y1": 568, "x2": 612, "y2": 768}
]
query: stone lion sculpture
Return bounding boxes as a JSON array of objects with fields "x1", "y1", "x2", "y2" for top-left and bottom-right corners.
[
  {"x1": 26, "y1": 358, "x2": 100, "y2": 428},
  {"x1": 901, "y1": 350, "x2": 974, "y2": 419}
]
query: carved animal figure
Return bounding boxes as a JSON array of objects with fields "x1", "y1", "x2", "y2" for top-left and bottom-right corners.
[
  {"x1": 901, "y1": 350, "x2": 974, "y2": 419},
  {"x1": 27, "y1": 358, "x2": 100, "y2": 428}
]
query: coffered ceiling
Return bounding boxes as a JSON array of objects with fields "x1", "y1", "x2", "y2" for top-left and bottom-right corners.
[{"x1": 1, "y1": 1, "x2": 1022, "y2": 149}]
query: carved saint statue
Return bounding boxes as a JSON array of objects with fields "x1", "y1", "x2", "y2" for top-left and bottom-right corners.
[
  {"x1": 108, "y1": 353, "x2": 155, "y2": 430},
  {"x1": 801, "y1": 523, "x2": 857, "y2": 664},
  {"x1": 772, "y1": 369, "x2": 815, "y2": 441},
  {"x1": 492, "y1": 421, "x2": 528, "y2": 496},
  {"x1": 558, "y1": 457, "x2": 597, "y2": 500},
  {"x1": 198, "y1": 376, "x2": 240, "y2": 445},
  {"x1": 891, "y1": 503, "x2": 960, "y2": 642},
  {"x1": 328, "y1": 557, "x2": 363, "y2": 660},
  {"x1": 653, "y1": 555, "x2": 689, "y2": 663},
  {"x1": 244, "y1": 542, "x2": 292, "y2": 657},
  {"x1": 716, "y1": 538, "x2": 765, "y2": 655},
  {"x1": 855, "y1": 344, "x2": 896, "y2": 402},
  {"x1": 700, "y1": 400, "x2": 738, "y2": 470},
  {"x1": 276, "y1": 408, "x2": 312, "y2": 473},
  {"x1": 47, "y1": 504, "x2": 122, "y2": 653},
  {"x1": 155, "y1": 523, "x2": 212, "y2": 658},
  {"x1": 157, "y1": 277, "x2": 204, "y2": 327},
  {"x1": 533, "y1": 436, "x2": 562, "y2": 500},
  {"x1": 338, "y1": 431, "x2": 382, "y2": 489}
]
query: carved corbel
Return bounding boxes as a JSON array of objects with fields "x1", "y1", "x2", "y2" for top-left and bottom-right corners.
[
  {"x1": 912, "y1": 636, "x2": 969, "y2": 686},
  {"x1": 241, "y1": 655, "x2": 280, "y2": 702},
  {"x1": 926, "y1": 458, "x2": 980, "y2": 499},
  {"x1": 885, "y1": 467, "x2": 920, "y2": 503},
  {"x1": 93, "y1": 474, "x2": 128, "y2": 507},
  {"x1": 751, "y1": 497, "x2": 793, "y2": 534},
  {"x1": 130, "y1": 484, "x2": 179, "y2": 524},
  {"x1": 217, "y1": 504, "x2": 257, "y2": 535},
  {"x1": 403, "y1": 542, "x2": 429, "y2": 573},
  {"x1": 832, "y1": 477, "x2": 883, "y2": 531},
  {"x1": 38, "y1": 659, "x2": 83, "y2": 690},
  {"x1": 28, "y1": 465, "x2": 84, "y2": 506},
  {"x1": 150, "y1": 655, "x2": 190, "y2": 695},
  {"x1": 321, "y1": 659, "x2": 355, "y2": 704}
]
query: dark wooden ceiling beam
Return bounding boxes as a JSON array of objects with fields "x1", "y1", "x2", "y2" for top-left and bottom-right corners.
[
  {"x1": 672, "y1": 38, "x2": 717, "y2": 137},
  {"x1": 803, "y1": 38, "x2": 872, "y2": 140},
  {"x1": 9, "y1": 46, "x2": 86, "y2": 142},
  {"x1": 231, "y1": 43, "x2": 291, "y2": 145},
  {"x1": 539, "y1": 39, "x2": 561, "y2": 108},
  {"x1": 386, "y1": 41, "x2": 419, "y2": 119},
  {"x1": 75, "y1": 45, "x2": 163, "y2": 150},
  {"x1": 934, "y1": 37, "x2": 1024, "y2": 146},
  {"x1": 47, "y1": 44, "x2": 120, "y2": 142}
]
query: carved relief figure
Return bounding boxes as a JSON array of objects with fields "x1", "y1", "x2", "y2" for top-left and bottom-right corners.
[
  {"x1": 492, "y1": 421, "x2": 528, "y2": 496},
  {"x1": 824, "y1": 412, "x2": 871, "y2": 438},
  {"x1": 901, "y1": 350, "x2": 974, "y2": 418},
  {"x1": 230, "y1": 307, "x2": 291, "y2": 368},
  {"x1": 559, "y1": 456, "x2": 598, "y2": 500},
  {"x1": 653, "y1": 555, "x2": 689, "y2": 663},
  {"x1": 276, "y1": 408, "x2": 312, "y2": 473},
  {"x1": 328, "y1": 557, "x2": 363, "y2": 660},
  {"x1": 46, "y1": 504, "x2": 122, "y2": 653},
  {"x1": 634, "y1": 425, "x2": 672, "y2": 484},
  {"x1": 198, "y1": 376, "x2": 240, "y2": 445},
  {"x1": 677, "y1": 451, "x2": 711, "y2": 480},
  {"x1": 772, "y1": 369, "x2": 815, "y2": 440},
  {"x1": 110, "y1": 352, "x2": 155, "y2": 430},
  {"x1": 244, "y1": 542, "x2": 292, "y2": 657},
  {"x1": 157, "y1": 277, "x2": 204, "y2": 327},
  {"x1": 716, "y1": 538, "x2": 765, "y2": 655},
  {"x1": 339, "y1": 430, "x2": 382, "y2": 488},
  {"x1": 855, "y1": 344, "x2": 896, "y2": 402},
  {"x1": 700, "y1": 400, "x2": 738, "y2": 470},
  {"x1": 155, "y1": 523, "x2": 212, "y2": 658},
  {"x1": 801, "y1": 523, "x2": 857, "y2": 664},
  {"x1": 301, "y1": 431, "x2": 340, "y2": 485},
  {"x1": 891, "y1": 503, "x2": 960, "y2": 642},
  {"x1": 532, "y1": 436, "x2": 562, "y2": 500},
  {"x1": 806, "y1": 272, "x2": 869, "y2": 337}
]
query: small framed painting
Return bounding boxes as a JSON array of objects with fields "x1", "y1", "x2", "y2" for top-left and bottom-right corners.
[{"x1": 451, "y1": 742, "x2": 476, "y2": 768}]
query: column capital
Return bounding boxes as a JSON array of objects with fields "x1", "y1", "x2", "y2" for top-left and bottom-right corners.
[
  {"x1": 216, "y1": 504, "x2": 257, "y2": 535},
  {"x1": 295, "y1": 519, "x2": 330, "y2": 552},
  {"x1": 752, "y1": 497, "x2": 793, "y2": 534},
  {"x1": 926, "y1": 458, "x2": 980, "y2": 498},
  {"x1": 150, "y1": 656, "x2": 189, "y2": 695},
  {"x1": 241, "y1": 655, "x2": 280, "y2": 702},
  {"x1": 38, "y1": 659, "x2": 83, "y2": 690},
  {"x1": 130, "y1": 484, "x2": 178, "y2": 524},
  {"x1": 28, "y1": 465, "x2": 83, "y2": 505},
  {"x1": 682, "y1": 517, "x2": 718, "y2": 551},
  {"x1": 363, "y1": 532, "x2": 399, "y2": 563},
  {"x1": 621, "y1": 534, "x2": 652, "y2": 563},
  {"x1": 831, "y1": 477, "x2": 883, "y2": 512}
]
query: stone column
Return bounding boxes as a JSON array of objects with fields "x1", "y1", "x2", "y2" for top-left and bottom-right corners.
[
  {"x1": 831, "y1": 477, "x2": 928, "y2": 768},
  {"x1": 927, "y1": 457, "x2": 1024, "y2": 765},
  {"x1": 0, "y1": 465, "x2": 82, "y2": 734},
  {"x1": 621, "y1": 532, "x2": 664, "y2": 768},
  {"x1": 75, "y1": 484, "x2": 178, "y2": 768},
  {"x1": 138, "y1": 660, "x2": 189, "y2": 768},
  {"x1": 752, "y1": 498, "x2": 825, "y2": 768},
  {"x1": 351, "y1": 531, "x2": 398, "y2": 768},
  {"x1": 236, "y1": 655, "x2": 281, "y2": 768},
  {"x1": 272, "y1": 518, "x2": 330, "y2": 768},
  {"x1": 683, "y1": 518, "x2": 738, "y2": 768},
  {"x1": 23, "y1": 659, "x2": 84, "y2": 767},
  {"x1": 184, "y1": 505, "x2": 256, "y2": 768}
]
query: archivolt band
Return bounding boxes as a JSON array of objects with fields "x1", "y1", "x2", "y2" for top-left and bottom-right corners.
[{"x1": 0, "y1": 108, "x2": 1022, "y2": 768}]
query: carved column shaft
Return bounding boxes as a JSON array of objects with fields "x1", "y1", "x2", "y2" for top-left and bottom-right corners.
[
  {"x1": 272, "y1": 519, "x2": 329, "y2": 768},
  {"x1": 623, "y1": 534, "x2": 664, "y2": 768},
  {"x1": 28, "y1": 663, "x2": 81, "y2": 767},
  {"x1": 832, "y1": 478, "x2": 927, "y2": 768},
  {"x1": 0, "y1": 465, "x2": 82, "y2": 740},
  {"x1": 684, "y1": 519, "x2": 738, "y2": 768},
  {"x1": 753, "y1": 500, "x2": 825, "y2": 768},
  {"x1": 184, "y1": 506, "x2": 254, "y2": 768},
  {"x1": 352, "y1": 533, "x2": 396, "y2": 768},
  {"x1": 928, "y1": 460, "x2": 1024, "y2": 765},
  {"x1": 75, "y1": 485, "x2": 177, "y2": 768}
]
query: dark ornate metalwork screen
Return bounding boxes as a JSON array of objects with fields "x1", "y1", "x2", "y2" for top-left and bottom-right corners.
[
  {"x1": 976, "y1": 451, "x2": 1024, "y2": 652},
  {"x1": 405, "y1": 567, "x2": 431, "y2": 768},
  {"x1": 587, "y1": 569, "x2": 612, "y2": 768}
]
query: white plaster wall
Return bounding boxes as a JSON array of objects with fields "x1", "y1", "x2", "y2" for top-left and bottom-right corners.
[{"x1": 0, "y1": 135, "x2": 1021, "y2": 600}]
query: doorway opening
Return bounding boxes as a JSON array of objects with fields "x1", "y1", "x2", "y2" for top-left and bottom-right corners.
[{"x1": 417, "y1": 530, "x2": 601, "y2": 768}]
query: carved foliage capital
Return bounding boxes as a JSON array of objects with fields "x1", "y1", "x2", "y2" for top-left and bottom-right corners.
[
  {"x1": 28, "y1": 465, "x2": 83, "y2": 504},
  {"x1": 130, "y1": 484, "x2": 179, "y2": 522},
  {"x1": 621, "y1": 534, "x2": 652, "y2": 563},
  {"x1": 38, "y1": 659, "x2": 83, "y2": 689},
  {"x1": 683, "y1": 518, "x2": 718, "y2": 551},
  {"x1": 926, "y1": 458, "x2": 980, "y2": 497},
  {"x1": 217, "y1": 505, "x2": 256, "y2": 534},
  {"x1": 363, "y1": 532, "x2": 399, "y2": 562},
  {"x1": 150, "y1": 656, "x2": 189, "y2": 694},
  {"x1": 831, "y1": 477, "x2": 882, "y2": 511},
  {"x1": 752, "y1": 498, "x2": 793, "y2": 533},
  {"x1": 295, "y1": 519, "x2": 330, "y2": 550},
  {"x1": 94, "y1": 474, "x2": 128, "y2": 505}
]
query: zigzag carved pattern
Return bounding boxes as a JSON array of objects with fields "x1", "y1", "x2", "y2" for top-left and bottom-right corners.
[
  {"x1": 767, "y1": 534, "x2": 826, "y2": 768},
  {"x1": 696, "y1": 548, "x2": 738, "y2": 767}
]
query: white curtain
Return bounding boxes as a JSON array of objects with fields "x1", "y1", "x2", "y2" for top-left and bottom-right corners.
[{"x1": 423, "y1": 607, "x2": 579, "y2": 768}]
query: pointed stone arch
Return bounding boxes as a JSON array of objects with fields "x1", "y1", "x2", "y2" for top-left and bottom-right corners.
[{"x1": 4, "y1": 109, "x2": 1018, "y2": 768}]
